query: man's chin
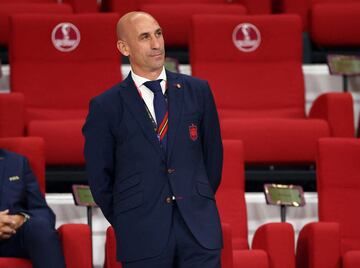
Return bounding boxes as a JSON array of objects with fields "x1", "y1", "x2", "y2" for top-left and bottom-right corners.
[{"x1": 151, "y1": 60, "x2": 165, "y2": 70}]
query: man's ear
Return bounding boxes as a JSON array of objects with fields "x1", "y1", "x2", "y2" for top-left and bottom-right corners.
[{"x1": 117, "y1": 40, "x2": 129, "y2": 56}]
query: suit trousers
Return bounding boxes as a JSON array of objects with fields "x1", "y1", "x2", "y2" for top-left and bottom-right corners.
[
  {"x1": 0, "y1": 217, "x2": 66, "y2": 268},
  {"x1": 121, "y1": 203, "x2": 221, "y2": 268}
]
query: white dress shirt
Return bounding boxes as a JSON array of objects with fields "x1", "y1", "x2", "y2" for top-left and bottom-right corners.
[{"x1": 131, "y1": 67, "x2": 167, "y2": 124}]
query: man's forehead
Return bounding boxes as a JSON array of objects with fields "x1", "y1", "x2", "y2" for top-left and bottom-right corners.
[
  {"x1": 130, "y1": 14, "x2": 160, "y2": 29},
  {"x1": 131, "y1": 15, "x2": 160, "y2": 34},
  {"x1": 117, "y1": 12, "x2": 161, "y2": 40}
]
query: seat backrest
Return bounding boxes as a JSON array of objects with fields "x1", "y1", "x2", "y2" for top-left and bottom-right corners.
[
  {"x1": 312, "y1": 0, "x2": 359, "y2": 4},
  {"x1": 102, "y1": 0, "x2": 270, "y2": 16},
  {"x1": 102, "y1": 0, "x2": 248, "y2": 47},
  {"x1": 0, "y1": 0, "x2": 55, "y2": 3},
  {"x1": 279, "y1": 0, "x2": 360, "y2": 31},
  {"x1": 190, "y1": 14, "x2": 304, "y2": 120},
  {"x1": 102, "y1": 0, "x2": 224, "y2": 16},
  {"x1": 317, "y1": 138, "x2": 360, "y2": 254},
  {"x1": 10, "y1": 13, "x2": 121, "y2": 123},
  {"x1": 0, "y1": 3, "x2": 73, "y2": 45},
  {"x1": 141, "y1": 4, "x2": 246, "y2": 46},
  {"x1": 0, "y1": 93, "x2": 25, "y2": 137},
  {"x1": 0, "y1": 137, "x2": 45, "y2": 193},
  {"x1": 63, "y1": 0, "x2": 99, "y2": 13},
  {"x1": 216, "y1": 139, "x2": 249, "y2": 250}
]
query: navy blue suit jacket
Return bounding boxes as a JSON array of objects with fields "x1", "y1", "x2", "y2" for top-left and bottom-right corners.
[
  {"x1": 83, "y1": 70, "x2": 223, "y2": 262},
  {"x1": 0, "y1": 149, "x2": 55, "y2": 227}
]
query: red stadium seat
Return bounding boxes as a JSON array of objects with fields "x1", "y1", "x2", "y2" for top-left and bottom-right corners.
[
  {"x1": 311, "y1": 2, "x2": 360, "y2": 47},
  {"x1": 9, "y1": 13, "x2": 121, "y2": 165},
  {"x1": 217, "y1": 140, "x2": 295, "y2": 268},
  {"x1": 0, "y1": 137, "x2": 92, "y2": 268},
  {"x1": 0, "y1": 2, "x2": 73, "y2": 46},
  {"x1": 190, "y1": 14, "x2": 354, "y2": 163},
  {"x1": 297, "y1": 138, "x2": 360, "y2": 268},
  {"x1": 276, "y1": 0, "x2": 360, "y2": 46},
  {"x1": 101, "y1": 0, "x2": 272, "y2": 47}
]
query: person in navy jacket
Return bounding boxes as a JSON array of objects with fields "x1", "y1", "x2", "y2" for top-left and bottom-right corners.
[
  {"x1": 0, "y1": 149, "x2": 66, "y2": 268},
  {"x1": 83, "y1": 11, "x2": 223, "y2": 268}
]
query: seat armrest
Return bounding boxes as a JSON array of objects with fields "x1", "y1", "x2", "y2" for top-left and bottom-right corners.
[
  {"x1": 309, "y1": 92, "x2": 354, "y2": 137},
  {"x1": 58, "y1": 224, "x2": 92, "y2": 268},
  {"x1": 252, "y1": 222, "x2": 295, "y2": 268},
  {"x1": 296, "y1": 222, "x2": 341, "y2": 268}
]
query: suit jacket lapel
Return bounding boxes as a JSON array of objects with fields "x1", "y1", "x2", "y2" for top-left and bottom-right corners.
[
  {"x1": 119, "y1": 74, "x2": 163, "y2": 158},
  {"x1": 166, "y1": 71, "x2": 184, "y2": 163}
]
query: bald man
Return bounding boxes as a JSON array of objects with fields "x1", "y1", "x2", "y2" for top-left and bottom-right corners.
[{"x1": 83, "y1": 12, "x2": 223, "y2": 268}]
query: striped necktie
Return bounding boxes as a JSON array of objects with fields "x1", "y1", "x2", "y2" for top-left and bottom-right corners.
[{"x1": 143, "y1": 79, "x2": 168, "y2": 151}]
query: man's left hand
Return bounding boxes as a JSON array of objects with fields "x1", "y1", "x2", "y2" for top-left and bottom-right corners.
[{"x1": 9, "y1": 214, "x2": 25, "y2": 230}]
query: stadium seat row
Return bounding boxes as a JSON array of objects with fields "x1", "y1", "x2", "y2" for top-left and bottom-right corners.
[
  {"x1": 0, "y1": 0, "x2": 359, "y2": 62},
  {"x1": 0, "y1": 13, "x2": 355, "y2": 168},
  {"x1": 2, "y1": 137, "x2": 359, "y2": 268}
]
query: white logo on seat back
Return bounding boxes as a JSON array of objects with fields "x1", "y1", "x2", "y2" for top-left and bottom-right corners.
[
  {"x1": 232, "y1": 23, "x2": 261, "y2": 52},
  {"x1": 52, "y1": 22, "x2": 81, "y2": 52}
]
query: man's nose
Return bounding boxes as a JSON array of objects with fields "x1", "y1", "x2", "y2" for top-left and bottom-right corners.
[{"x1": 151, "y1": 36, "x2": 161, "y2": 49}]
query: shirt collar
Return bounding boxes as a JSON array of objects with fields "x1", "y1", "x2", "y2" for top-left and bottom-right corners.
[{"x1": 131, "y1": 67, "x2": 167, "y2": 89}]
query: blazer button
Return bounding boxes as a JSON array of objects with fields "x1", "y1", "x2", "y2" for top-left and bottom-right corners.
[
  {"x1": 165, "y1": 196, "x2": 172, "y2": 204},
  {"x1": 167, "y1": 168, "x2": 175, "y2": 174}
]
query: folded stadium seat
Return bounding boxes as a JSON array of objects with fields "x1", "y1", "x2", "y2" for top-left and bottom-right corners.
[
  {"x1": 297, "y1": 138, "x2": 360, "y2": 268},
  {"x1": 0, "y1": 2, "x2": 73, "y2": 47},
  {"x1": 274, "y1": 0, "x2": 360, "y2": 62},
  {"x1": 190, "y1": 14, "x2": 354, "y2": 164},
  {"x1": 9, "y1": 13, "x2": 121, "y2": 165},
  {"x1": 0, "y1": 137, "x2": 92, "y2": 268},
  {"x1": 216, "y1": 140, "x2": 294, "y2": 268},
  {"x1": 101, "y1": 0, "x2": 272, "y2": 48},
  {"x1": 104, "y1": 224, "x2": 239, "y2": 268}
]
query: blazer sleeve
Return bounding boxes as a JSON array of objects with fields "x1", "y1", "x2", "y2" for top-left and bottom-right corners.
[
  {"x1": 201, "y1": 83, "x2": 223, "y2": 193},
  {"x1": 22, "y1": 157, "x2": 56, "y2": 227},
  {"x1": 82, "y1": 98, "x2": 116, "y2": 225}
]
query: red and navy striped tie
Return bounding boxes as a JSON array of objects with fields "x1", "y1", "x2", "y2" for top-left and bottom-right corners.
[{"x1": 144, "y1": 79, "x2": 168, "y2": 151}]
